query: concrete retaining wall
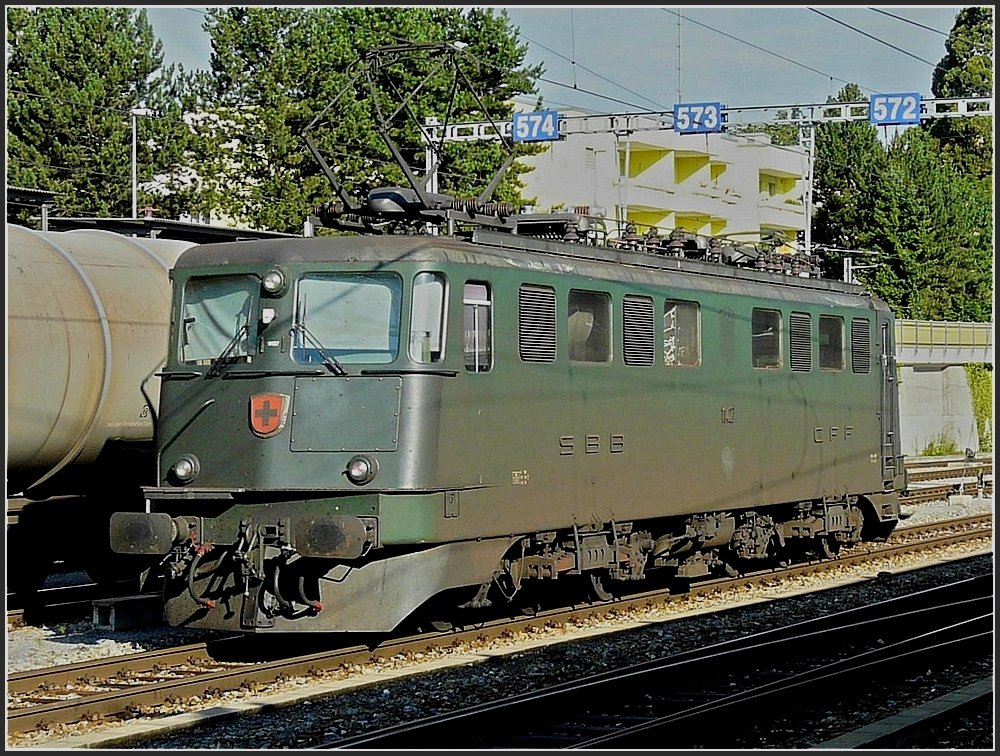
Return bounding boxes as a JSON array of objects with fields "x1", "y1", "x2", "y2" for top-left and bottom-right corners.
[{"x1": 898, "y1": 365, "x2": 982, "y2": 456}]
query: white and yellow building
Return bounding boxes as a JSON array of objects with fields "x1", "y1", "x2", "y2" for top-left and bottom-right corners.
[{"x1": 516, "y1": 106, "x2": 808, "y2": 244}]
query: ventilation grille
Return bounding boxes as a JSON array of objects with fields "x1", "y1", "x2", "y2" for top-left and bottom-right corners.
[
  {"x1": 790, "y1": 312, "x2": 812, "y2": 372},
  {"x1": 851, "y1": 318, "x2": 871, "y2": 373},
  {"x1": 518, "y1": 285, "x2": 557, "y2": 362},
  {"x1": 623, "y1": 295, "x2": 655, "y2": 366}
]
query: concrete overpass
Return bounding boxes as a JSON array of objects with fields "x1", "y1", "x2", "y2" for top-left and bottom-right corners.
[{"x1": 894, "y1": 319, "x2": 993, "y2": 457}]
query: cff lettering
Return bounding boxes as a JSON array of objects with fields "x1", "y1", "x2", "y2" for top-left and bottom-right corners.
[{"x1": 814, "y1": 426, "x2": 854, "y2": 443}]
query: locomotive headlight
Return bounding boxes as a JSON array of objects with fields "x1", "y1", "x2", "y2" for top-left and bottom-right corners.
[
  {"x1": 345, "y1": 455, "x2": 378, "y2": 485},
  {"x1": 169, "y1": 454, "x2": 200, "y2": 485},
  {"x1": 262, "y1": 267, "x2": 287, "y2": 296}
]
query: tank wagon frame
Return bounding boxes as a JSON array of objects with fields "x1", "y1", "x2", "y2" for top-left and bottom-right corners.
[{"x1": 111, "y1": 227, "x2": 904, "y2": 632}]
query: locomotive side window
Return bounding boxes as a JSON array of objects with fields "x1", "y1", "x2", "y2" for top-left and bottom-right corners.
[
  {"x1": 518, "y1": 284, "x2": 557, "y2": 362},
  {"x1": 664, "y1": 299, "x2": 700, "y2": 367},
  {"x1": 292, "y1": 273, "x2": 402, "y2": 364},
  {"x1": 751, "y1": 308, "x2": 782, "y2": 368},
  {"x1": 851, "y1": 318, "x2": 871, "y2": 373},
  {"x1": 789, "y1": 312, "x2": 812, "y2": 372},
  {"x1": 463, "y1": 281, "x2": 493, "y2": 372},
  {"x1": 819, "y1": 315, "x2": 845, "y2": 370},
  {"x1": 181, "y1": 275, "x2": 258, "y2": 364},
  {"x1": 568, "y1": 289, "x2": 612, "y2": 363},
  {"x1": 622, "y1": 295, "x2": 655, "y2": 366},
  {"x1": 409, "y1": 272, "x2": 447, "y2": 363}
]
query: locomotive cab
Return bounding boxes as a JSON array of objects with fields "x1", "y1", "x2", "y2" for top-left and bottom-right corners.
[{"x1": 111, "y1": 238, "x2": 512, "y2": 631}]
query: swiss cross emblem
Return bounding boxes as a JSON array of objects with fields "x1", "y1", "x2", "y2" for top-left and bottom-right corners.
[{"x1": 249, "y1": 393, "x2": 290, "y2": 438}]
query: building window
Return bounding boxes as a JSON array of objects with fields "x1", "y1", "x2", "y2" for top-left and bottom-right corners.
[
  {"x1": 519, "y1": 284, "x2": 557, "y2": 362},
  {"x1": 623, "y1": 295, "x2": 655, "y2": 366},
  {"x1": 409, "y1": 272, "x2": 447, "y2": 363},
  {"x1": 819, "y1": 315, "x2": 844, "y2": 371},
  {"x1": 752, "y1": 308, "x2": 782, "y2": 368},
  {"x1": 463, "y1": 281, "x2": 492, "y2": 372},
  {"x1": 851, "y1": 318, "x2": 871, "y2": 373},
  {"x1": 789, "y1": 312, "x2": 812, "y2": 372},
  {"x1": 664, "y1": 299, "x2": 701, "y2": 367},
  {"x1": 569, "y1": 289, "x2": 612, "y2": 363}
]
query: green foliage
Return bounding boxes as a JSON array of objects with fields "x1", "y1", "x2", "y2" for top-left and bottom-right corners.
[
  {"x1": 859, "y1": 127, "x2": 993, "y2": 321},
  {"x1": 926, "y1": 7, "x2": 993, "y2": 179},
  {"x1": 183, "y1": 6, "x2": 543, "y2": 233},
  {"x1": 810, "y1": 36, "x2": 994, "y2": 323},
  {"x1": 964, "y1": 364, "x2": 994, "y2": 452},
  {"x1": 811, "y1": 84, "x2": 889, "y2": 278},
  {"x1": 920, "y1": 431, "x2": 961, "y2": 457},
  {"x1": 5, "y1": 7, "x2": 193, "y2": 218}
]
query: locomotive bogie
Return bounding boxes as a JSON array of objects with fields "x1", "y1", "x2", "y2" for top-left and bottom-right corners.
[{"x1": 117, "y1": 233, "x2": 903, "y2": 632}]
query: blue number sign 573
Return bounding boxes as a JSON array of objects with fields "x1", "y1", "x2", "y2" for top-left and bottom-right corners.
[
  {"x1": 512, "y1": 110, "x2": 561, "y2": 143},
  {"x1": 673, "y1": 102, "x2": 724, "y2": 134}
]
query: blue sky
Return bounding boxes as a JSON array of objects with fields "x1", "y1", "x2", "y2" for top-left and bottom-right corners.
[{"x1": 146, "y1": 5, "x2": 967, "y2": 114}]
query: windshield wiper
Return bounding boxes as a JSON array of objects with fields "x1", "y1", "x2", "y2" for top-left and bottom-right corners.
[
  {"x1": 206, "y1": 322, "x2": 251, "y2": 378},
  {"x1": 292, "y1": 293, "x2": 348, "y2": 376},
  {"x1": 290, "y1": 321, "x2": 348, "y2": 376}
]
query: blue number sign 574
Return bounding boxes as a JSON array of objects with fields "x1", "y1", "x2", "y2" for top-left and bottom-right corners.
[{"x1": 512, "y1": 110, "x2": 561, "y2": 143}]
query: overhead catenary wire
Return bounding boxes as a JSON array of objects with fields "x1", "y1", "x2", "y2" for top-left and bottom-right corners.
[
  {"x1": 867, "y1": 8, "x2": 950, "y2": 37},
  {"x1": 808, "y1": 8, "x2": 941, "y2": 70},
  {"x1": 658, "y1": 7, "x2": 877, "y2": 94}
]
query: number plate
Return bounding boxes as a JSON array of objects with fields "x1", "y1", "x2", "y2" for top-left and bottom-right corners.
[
  {"x1": 869, "y1": 93, "x2": 922, "y2": 125},
  {"x1": 512, "y1": 110, "x2": 561, "y2": 142},
  {"x1": 673, "y1": 102, "x2": 724, "y2": 134}
]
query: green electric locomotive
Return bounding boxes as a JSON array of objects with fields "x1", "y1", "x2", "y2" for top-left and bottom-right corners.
[
  {"x1": 111, "y1": 208, "x2": 905, "y2": 632},
  {"x1": 109, "y1": 43, "x2": 904, "y2": 632}
]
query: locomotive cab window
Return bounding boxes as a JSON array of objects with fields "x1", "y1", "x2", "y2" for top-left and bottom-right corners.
[
  {"x1": 819, "y1": 315, "x2": 844, "y2": 370},
  {"x1": 180, "y1": 275, "x2": 259, "y2": 364},
  {"x1": 292, "y1": 273, "x2": 402, "y2": 365},
  {"x1": 664, "y1": 299, "x2": 701, "y2": 367},
  {"x1": 409, "y1": 272, "x2": 447, "y2": 363},
  {"x1": 568, "y1": 289, "x2": 611, "y2": 363},
  {"x1": 751, "y1": 308, "x2": 782, "y2": 368},
  {"x1": 463, "y1": 281, "x2": 492, "y2": 372}
]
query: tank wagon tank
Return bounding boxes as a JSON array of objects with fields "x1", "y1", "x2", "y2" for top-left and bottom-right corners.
[
  {"x1": 7, "y1": 223, "x2": 194, "y2": 588},
  {"x1": 109, "y1": 208, "x2": 906, "y2": 633}
]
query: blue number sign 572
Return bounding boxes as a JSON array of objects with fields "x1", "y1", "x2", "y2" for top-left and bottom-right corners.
[
  {"x1": 673, "y1": 102, "x2": 724, "y2": 134},
  {"x1": 512, "y1": 110, "x2": 561, "y2": 143},
  {"x1": 869, "y1": 93, "x2": 922, "y2": 125}
]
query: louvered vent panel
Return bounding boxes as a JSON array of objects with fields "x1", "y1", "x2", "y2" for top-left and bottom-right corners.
[
  {"x1": 851, "y1": 318, "x2": 871, "y2": 373},
  {"x1": 518, "y1": 285, "x2": 557, "y2": 362},
  {"x1": 622, "y1": 295, "x2": 655, "y2": 366},
  {"x1": 790, "y1": 312, "x2": 812, "y2": 372}
]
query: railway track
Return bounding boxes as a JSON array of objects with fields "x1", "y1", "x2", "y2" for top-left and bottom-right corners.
[
  {"x1": 7, "y1": 514, "x2": 992, "y2": 737},
  {"x1": 322, "y1": 573, "x2": 993, "y2": 748}
]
